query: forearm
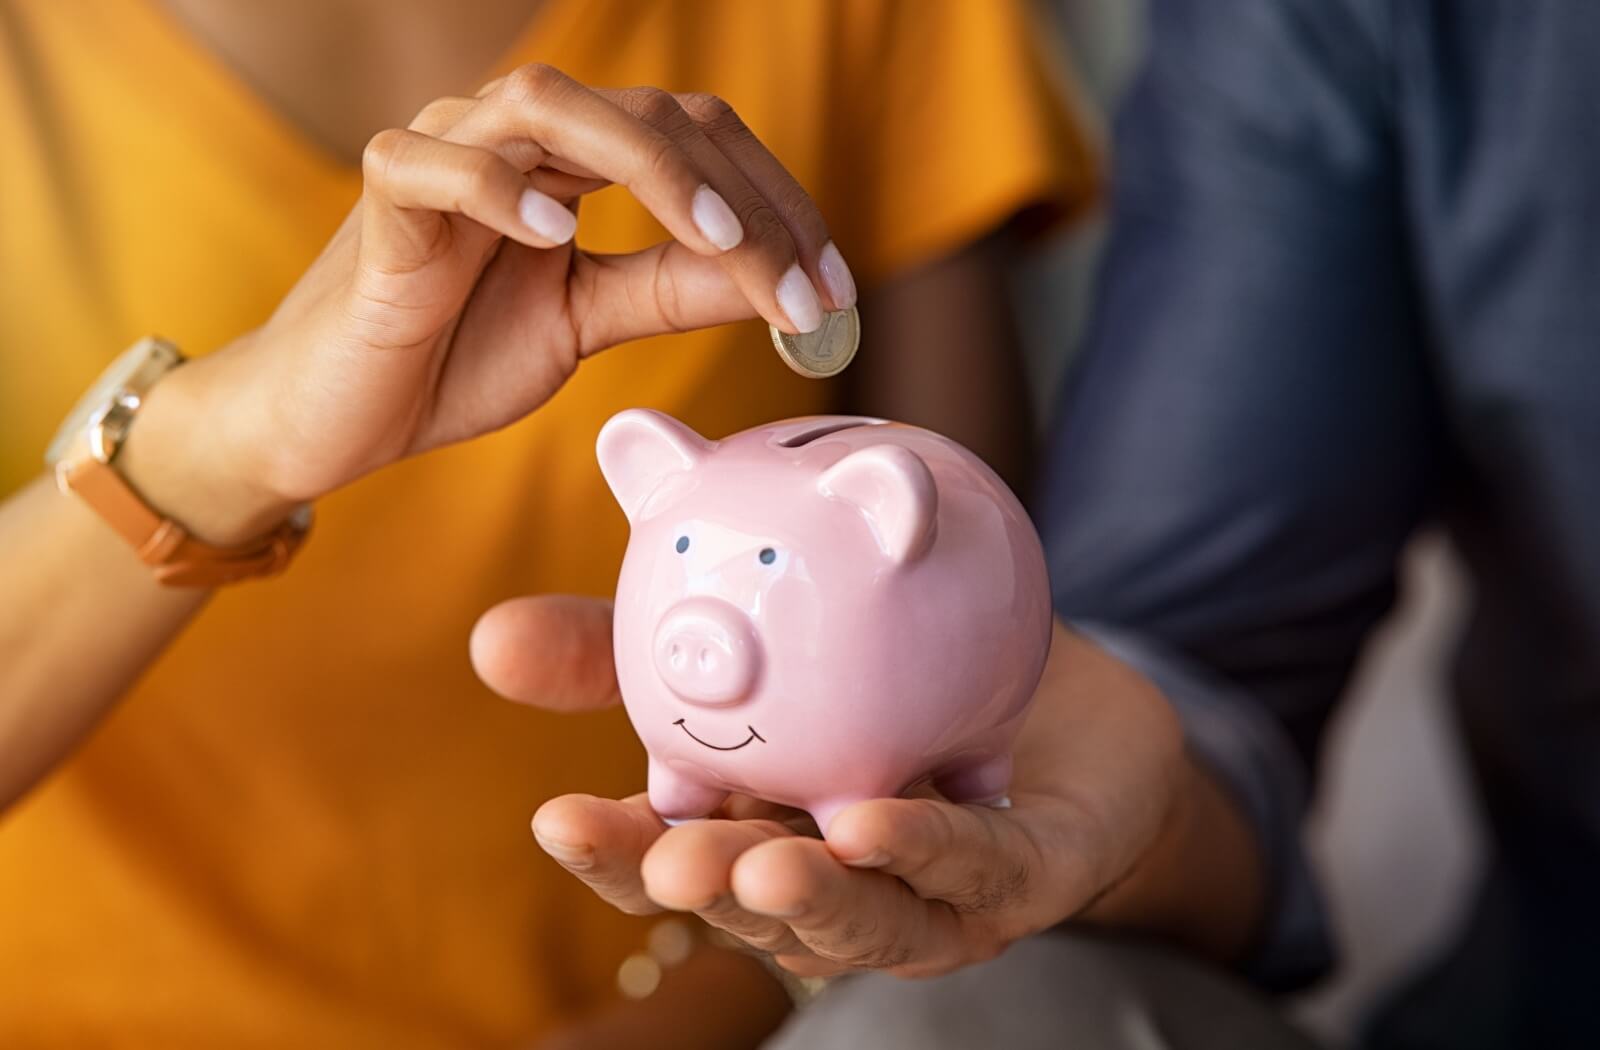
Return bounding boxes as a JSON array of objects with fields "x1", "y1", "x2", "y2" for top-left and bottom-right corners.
[
  {"x1": 0, "y1": 474, "x2": 205, "y2": 808},
  {"x1": 0, "y1": 354, "x2": 287, "y2": 810}
]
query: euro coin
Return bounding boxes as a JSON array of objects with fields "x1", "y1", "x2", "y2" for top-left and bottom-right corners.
[{"x1": 770, "y1": 306, "x2": 859, "y2": 379}]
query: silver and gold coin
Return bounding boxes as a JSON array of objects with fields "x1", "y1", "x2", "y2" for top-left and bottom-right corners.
[{"x1": 770, "y1": 306, "x2": 860, "y2": 379}]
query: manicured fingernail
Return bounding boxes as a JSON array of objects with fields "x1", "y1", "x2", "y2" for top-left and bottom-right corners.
[
  {"x1": 817, "y1": 241, "x2": 857, "y2": 308},
  {"x1": 534, "y1": 833, "x2": 593, "y2": 871},
  {"x1": 519, "y1": 188, "x2": 577, "y2": 244},
  {"x1": 777, "y1": 263, "x2": 823, "y2": 333},
  {"x1": 692, "y1": 184, "x2": 744, "y2": 251},
  {"x1": 841, "y1": 849, "x2": 890, "y2": 869}
]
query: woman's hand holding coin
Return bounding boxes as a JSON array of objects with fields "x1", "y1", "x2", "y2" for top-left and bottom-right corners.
[{"x1": 120, "y1": 65, "x2": 858, "y2": 547}]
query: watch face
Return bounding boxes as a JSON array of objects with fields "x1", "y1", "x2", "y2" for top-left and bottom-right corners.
[{"x1": 45, "y1": 337, "x2": 182, "y2": 466}]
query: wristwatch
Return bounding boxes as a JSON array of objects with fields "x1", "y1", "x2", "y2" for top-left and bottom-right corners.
[{"x1": 45, "y1": 336, "x2": 312, "y2": 587}]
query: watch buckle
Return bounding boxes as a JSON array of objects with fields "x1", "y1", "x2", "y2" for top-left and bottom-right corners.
[{"x1": 87, "y1": 388, "x2": 143, "y2": 464}]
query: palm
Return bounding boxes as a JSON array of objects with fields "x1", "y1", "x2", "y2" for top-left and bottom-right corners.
[
  {"x1": 255, "y1": 195, "x2": 744, "y2": 501},
  {"x1": 472, "y1": 597, "x2": 1186, "y2": 978},
  {"x1": 396, "y1": 216, "x2": 584, "y2": 450}
]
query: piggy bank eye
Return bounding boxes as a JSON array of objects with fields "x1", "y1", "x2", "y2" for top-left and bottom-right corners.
[
  {"x1": 758, "y1": 547, "x2": 777, "y2": 565},
  {"x1": 675, "y1": 536, "x2": 690, "y2": 554}
]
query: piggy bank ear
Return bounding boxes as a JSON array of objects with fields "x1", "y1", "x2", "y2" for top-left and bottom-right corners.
[
  {"x1": 597, "y1": 410, "x2": 711, "y2": 521},
  {"x1": 818, "y1": 445, "x2": 938, "y2": 564}
]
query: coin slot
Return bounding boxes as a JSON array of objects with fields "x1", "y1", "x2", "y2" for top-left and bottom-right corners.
[{"x1": 775, "y1": 421, "x2": 879, "y2": 448}]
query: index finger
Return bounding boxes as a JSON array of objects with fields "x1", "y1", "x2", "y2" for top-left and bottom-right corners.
[
  {"x1": 444, "y1": 65, "x2": 736, "y2": 258},
  {"x1": 533, "y1": 792, "x2": 665, "y2": 915},
  {"x1": 674, "y1": 91, "x2": 856, "y2": 312}
]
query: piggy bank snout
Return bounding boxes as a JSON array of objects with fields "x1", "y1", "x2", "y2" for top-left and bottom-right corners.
[{"x1": 652, "y1": 597, "x2": 762, "y2": 706}]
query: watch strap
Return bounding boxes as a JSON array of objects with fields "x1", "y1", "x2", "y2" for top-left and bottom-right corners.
[{"x1": 59, "y1": 456, "x2": 311, "y2": 586}]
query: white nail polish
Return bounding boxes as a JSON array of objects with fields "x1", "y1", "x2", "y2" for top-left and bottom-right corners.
[
  {"x1": 519, "y1": 188, "x2": 577, "y2": 244},
  {"x1": 817, "y1": 241, "x2": 857, "y2": 309},
  {"x1": 692, "y1": 185, "x2": 744, "y2": 251},
  {"x1": 777, "y1": 263, "x2": 824, "y2": 333}
]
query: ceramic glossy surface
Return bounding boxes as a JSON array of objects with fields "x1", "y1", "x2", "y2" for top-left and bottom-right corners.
[{"x1": 598, "y1": 410, "x2": 1053, "y2": 833}]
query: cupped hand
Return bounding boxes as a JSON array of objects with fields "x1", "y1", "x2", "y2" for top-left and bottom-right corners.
[
  {"x1": 144, "y1": 65, "x2": 853, "y2": 542},
  {"x1": 472, "y1": 596, "x2": 1196, "y2": 979}
]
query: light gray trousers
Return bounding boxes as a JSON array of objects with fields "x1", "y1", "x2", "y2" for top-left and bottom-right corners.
[{"x1": 763, "y1": 931, "x2": 1321, "y2": 1050}]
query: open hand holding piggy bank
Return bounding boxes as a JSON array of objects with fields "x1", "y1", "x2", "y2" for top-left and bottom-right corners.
[{"x1": 598, "y1": 410, "x2": 1052, "y2": 833}]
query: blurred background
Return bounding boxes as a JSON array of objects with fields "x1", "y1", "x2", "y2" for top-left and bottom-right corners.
[{"x1": 1028, "y1": 4, "x2": 1482, "y2": 1045}]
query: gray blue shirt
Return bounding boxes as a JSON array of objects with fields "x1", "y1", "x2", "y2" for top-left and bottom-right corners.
[{"x1": 1039, "y1": 2, "x2": 1600, "y2": 1046}]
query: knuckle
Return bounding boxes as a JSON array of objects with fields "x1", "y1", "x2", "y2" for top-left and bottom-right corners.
[
  {"x1": 361, "y1": 128, "x2": 408, "y2": 184},
  {"x1": 460, "y1": 150, "x2": 506, "y2": 200},
  {"x1": 647, "y1": 249, "x2": 687, "y2": 333},
  {"x1": 680, "y1": 92, "x2": 742, "y2": 135},
  {"x1": 895, "y1": 800, "x2": 957, "y2": 871},
  {"x1": 500, "y1": 62, "x2": 565, "y2": 105},
  {"x1": 619, "y1": 85, "x2": 688, "y2": 129},
  {"x1": 736, "y1": 200, "x2": 790, "y2": 253},
  {"x1": 773, "y1": 179, "x2": 826, "y2": 234},
  {"x1": 922, "y1": 797, "x2": 961, "y2": 838},
  {"x1": 411, "y1": 96, "x2": 468, "y2": 132}
]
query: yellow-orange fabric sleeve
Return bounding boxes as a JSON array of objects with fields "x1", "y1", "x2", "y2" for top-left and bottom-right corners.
[{"x1": 824, "y1": 0, "x2": 1102, "y2": 287}]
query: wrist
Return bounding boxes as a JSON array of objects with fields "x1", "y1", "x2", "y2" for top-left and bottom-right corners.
[
  {"x1": 1080, "y1": 753, "x2": 1265, "y2": 962},
  {"x1": 116, "y1": 344, "x2": 299, "y2": 546}
]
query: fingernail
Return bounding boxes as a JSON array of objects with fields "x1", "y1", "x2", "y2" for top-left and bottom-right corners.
[
  {"x1": 519, "y1": 188, "x2": 577, "y2": 244},
  {"x1": 692, "y1": 184, "x2": 744, "y2": 251},
  {"x1": 841, "y1": 849, "x2": 890, "y2": 869},
  {"x1": 534, "y1": 833, "x2": 593, "y2": 871},
  {"x1": 776, "y1": 263, "x2": 823, "y2": 333},
  {"x1": 817, "y1": 241, "x2": 857, "y2": 309}
]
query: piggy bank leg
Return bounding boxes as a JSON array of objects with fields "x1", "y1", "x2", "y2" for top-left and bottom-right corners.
[
  {"x1": 935, "y1": 753, "x2": 1014, "y2": 809},
  {"x1": 647, "y1": 758, "x2": 728, "y2": 823}
]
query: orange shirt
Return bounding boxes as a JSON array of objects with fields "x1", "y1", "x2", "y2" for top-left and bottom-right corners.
[{"x1": 0, "y1": 1, "x2": 1094, "y2": 1045}]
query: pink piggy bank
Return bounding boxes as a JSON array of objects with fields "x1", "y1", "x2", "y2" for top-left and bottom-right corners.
[{"x1": 598, "y1": 410, "x2": 1053, "y2": 833}]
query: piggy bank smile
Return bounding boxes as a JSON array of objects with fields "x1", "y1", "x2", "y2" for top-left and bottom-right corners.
[{"x1": 672, "y1": 718, "x2": 766, "y2": 751}]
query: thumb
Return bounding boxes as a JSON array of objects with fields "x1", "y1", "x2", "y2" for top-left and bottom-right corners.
[{"x1": 470, "y1": 594, "x2": 620, "y2": 712}]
